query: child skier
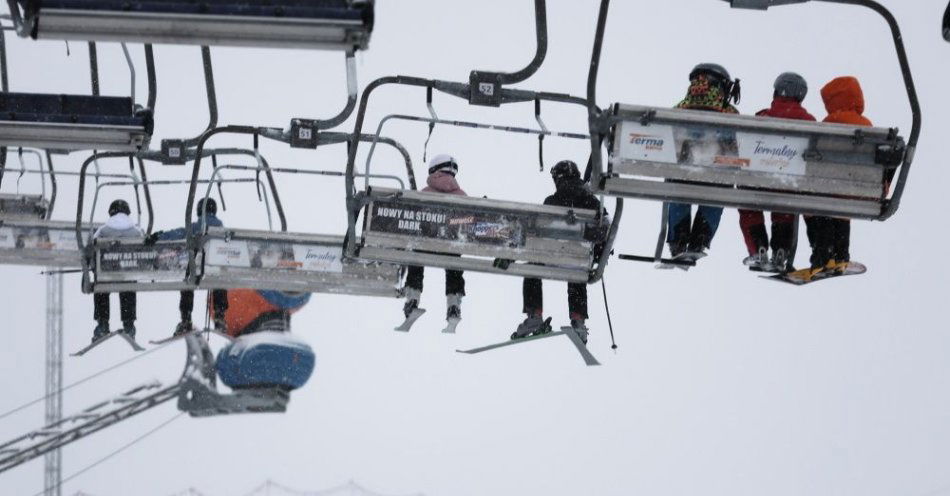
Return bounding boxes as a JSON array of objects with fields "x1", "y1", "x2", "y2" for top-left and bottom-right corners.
[
  {"x1": 795, "y1": 76, "x2": 872, "y2": 281},
  {"x1": 511, "y1": 160, "x2": 607, "y2": 345},
  {"x1": 665, "y1": 63, "x2": 742, "y2": 265},
  {"x1": 149, "y1": 198, "x2": 229, "y2": 337},
  {"x1": 91, "y1": 199, "x2": 145, "y2": 343},
  {"x1": 399, "y1": 154, "x2": 467, "y2": 332},
  {"x1": 738, "y1": 72, "x2": 816, "y2": 272}
]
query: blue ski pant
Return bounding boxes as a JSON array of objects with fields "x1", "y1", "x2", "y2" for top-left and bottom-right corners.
[{"x1": 666, "y1": 203, "x2": 724, "y2": 246}]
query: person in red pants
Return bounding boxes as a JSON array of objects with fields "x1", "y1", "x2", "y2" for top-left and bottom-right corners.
[{"x1": 738, "y1": 72, "x2": 816, "y2": 272}]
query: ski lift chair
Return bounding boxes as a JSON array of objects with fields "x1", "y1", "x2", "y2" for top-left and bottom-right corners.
[
  {"x1": 9, "y1": 0, "x2": 374, "y2": 50},
  {"x1": 344, "y1": 77, "x2": 623, "y2": 285},
  {"x1": 0, "y1": 30, "x2": 154, "y2": 152},
  {"x1": 182, "y1": 127, "x2": 412, "y2": 297},
  {"x1": 584, "y1": 0, "x2": 920, "y2": 262},
  {"x1": 0, "y1": 149, "x2": 138, "y2": 267}
]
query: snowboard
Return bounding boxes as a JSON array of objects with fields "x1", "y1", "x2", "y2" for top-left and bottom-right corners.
[
  {"x1": 71, "y1": 330, "x2": 144, "y2": 356},
  {"x1": 394, "y1": 308, "x2": 426, "y2": 332},
  {"x1": 764, "y1": 261, "x2": 867, "y2": 286}
]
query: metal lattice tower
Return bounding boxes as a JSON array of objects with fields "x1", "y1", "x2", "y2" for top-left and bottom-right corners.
[{"x1": 44, "y1": 271, "x2": 63, "y2": 496}]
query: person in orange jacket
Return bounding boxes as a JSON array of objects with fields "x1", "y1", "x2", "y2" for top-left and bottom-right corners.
[{"x1": 799, "y1": 76, "x2": 872, "y2": 278}]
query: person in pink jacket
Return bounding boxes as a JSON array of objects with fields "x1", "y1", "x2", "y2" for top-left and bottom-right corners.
[{"x1": 400, "y1": 154, "x2": 467, "y2": 330}]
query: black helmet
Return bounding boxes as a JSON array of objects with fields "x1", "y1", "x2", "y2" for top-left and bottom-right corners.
[
  {"x1": 197, "y1": 197, "x2": 217, "y2": 216},
  {"x1": 689, "y1": 62, "x2": 741, "y2": 107},
  {"x1": 108, "y1": 199, "x2": 131, "y2": 216},
  {"x1": 774, "y1": 72, "x2": 808, "y2": 101},
  {"x1": 690, "y1": 63, "x2": 731, "y2": 85},
  {"x1": 551, "y1": 160, "x2": 581, "y2": 183}
]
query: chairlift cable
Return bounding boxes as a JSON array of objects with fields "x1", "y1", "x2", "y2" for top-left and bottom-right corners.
[
  {"x1": 29, "y1": 412, "x2": 185, "y2": 496},
  {"x1": 0, "y1": 340, "x2": 174, "y2": 422}
]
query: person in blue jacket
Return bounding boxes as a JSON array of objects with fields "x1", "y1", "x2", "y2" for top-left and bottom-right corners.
[{"x1": 150, "y1": 198, "x2": 228, "y2": 336}]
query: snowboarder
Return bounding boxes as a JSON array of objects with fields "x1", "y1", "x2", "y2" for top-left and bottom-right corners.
[
  {"x1": 665, "y1": 63, "x2": 741, "y2": 265},
  {"x1": 91, "y1": 199, "x2": 144, "y2": 343},
  {"x1": 738, "y1": 72, "x2": 816, "y2": 272},
  {"x1": 511, "y1": 160, "x2": 608, "y2": 345},
  {"x1": 398, "y1": 154, "x2": 466, "y2": 332},
  {"x1": 148, "y1": 198, "x2": 229, "y2": 337},
  {"x1": 794, "y1": 76, "x2": 872, "y2": 281}
]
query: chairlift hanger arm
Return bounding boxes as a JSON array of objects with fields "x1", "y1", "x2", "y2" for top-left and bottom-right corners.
[
  {"x1": 468, "y1": 0, "x2": 547, "y2": 105},
  {"x1": 75, "y1": 151, "x2": 142, "y2": 255},
  {"x1": 944, "y1": 0, "x2": 950, "y2": 42}
]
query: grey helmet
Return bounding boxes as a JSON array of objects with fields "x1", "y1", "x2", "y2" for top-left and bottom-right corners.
[{"x1": 774, "y1": 72, "x2": 808, "y2": 101}]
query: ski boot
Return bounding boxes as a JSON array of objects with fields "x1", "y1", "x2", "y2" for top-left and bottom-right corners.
[
  {"x1": 443, "y1": 293, "x2": 462, "y2": 334},
  {"x1": 569, "y1": 314, "x2": 590, "y2": 345},
  {"x1": 173, "y1": 319, "x2": 194, "y2": 338},
  {"x1": 91, "y1": 320, "x2": 110, "y2": 343},
  {"x1": 213, "y1": 312, "x2": 227, "y2": 334},
  {"x1": 770, "y1": 248, "x2": 790, "y2": 274},
  {"x1": 120, "y1": 321, "x2": 136, "y2": 340},
  {"x1": 395, "y1": 288, "x2": 425, "y2": 332},
  {"x1": 743, "y1": 246, "x2": 769, "y2": 271},
  {"x1": 511, "y1": 315, "x2": 552, "y2": 340}
]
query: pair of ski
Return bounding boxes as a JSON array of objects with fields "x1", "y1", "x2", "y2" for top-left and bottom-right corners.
[
  {"x1": 457, "y1": 318, "x2": 599, "y2": 366},
  {"x1": 759, "y1": 261, "x2": 867, "y2": 286},
  {"x1": 71, "y1": 327, "x2": 231, "y2": 357},
  {"x1": 655, "y1": 251, "x2": 705, "y2": 271},
  {"x1": 394, "y1": 308, "x2": 460, "y2": 334}
]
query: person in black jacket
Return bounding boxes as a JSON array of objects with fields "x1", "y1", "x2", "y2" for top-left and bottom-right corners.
[{"x1": 511, "y1": 160, "x2": 607, "y2": 344}]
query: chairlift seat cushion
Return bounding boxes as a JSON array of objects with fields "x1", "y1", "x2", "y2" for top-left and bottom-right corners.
[
  {"x1": 215, "y1": 331, "x2": 315, "y2": 390},
  {"x1": 36, "y1": 0, "x2": 372, "y2": 22},
  {"x1": 0, "y1": 92, "x2": 148, "y2": 126}
]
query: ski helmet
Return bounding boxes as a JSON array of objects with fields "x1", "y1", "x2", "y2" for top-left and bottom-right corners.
[
  {"x1": 108, "y1": 199, "x2": 131, "y2": 216},
  {"x1": 689, "y1": 63, "x2": 731, "y2": 86},
  {"x1": 427, "y1": 153, "x2": 458, "y2": 176},
  {"x1": 197, "y1": 197, "x2": 217, "y2": 216},
  {"x1": 774, "y1": 72, "x2": 808, "y2": 101},
  {"x1": 551, "y1": 160, "x2": 581, "y2": 183}
]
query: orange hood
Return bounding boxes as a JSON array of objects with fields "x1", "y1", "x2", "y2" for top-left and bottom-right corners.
[{"x1": 821, "y1": 76, "x2": 872, "y2": 126}]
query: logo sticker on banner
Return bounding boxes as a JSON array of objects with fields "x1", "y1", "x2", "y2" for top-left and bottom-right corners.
[
  {"x1": 0, "y1": 228, "x2": 14, "y2": 248},
  {"x1": 206, "y1": 239, "x2": 251, "y2": 267},
  {"x1": 294, "y1": 245, "x2": 343, "y2": 273},
  {"x1": 617, "y1": 121, "x2": 678, "y2": 164},
  {"x1": 737, "y1": 132, "x2": 809, "y2": 175}
]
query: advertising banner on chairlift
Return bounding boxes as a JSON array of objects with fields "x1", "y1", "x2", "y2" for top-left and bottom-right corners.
[
  {"x1": 617, "y1": 121, "x2": 678, "y2": 164},
  {"x1": 736, "y1": 132, "x2": 808, "y2": 176},
  {"x1": 205, "y1": 239, "x2": 343, "y2": 273},
  {"x1": 0, "y1": 225, "x2": 87, "y2": 251},
  {"x1": 368, "y1": 199, "x2": 527, "y2": 248},
  {"x1": 97, "y1": 242, "x2": 189, "y2": 273}
]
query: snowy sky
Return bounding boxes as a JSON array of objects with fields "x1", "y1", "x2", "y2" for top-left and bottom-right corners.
[{"x1": 1, "y1": 0, "x2": 949, "y2": 495}]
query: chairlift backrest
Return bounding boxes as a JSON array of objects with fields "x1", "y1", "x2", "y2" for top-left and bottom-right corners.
[
  {"x1": 0, "y1": 193, "x2": 47, "y2": 219},
  {"x1": 17, "y1": 0, "x2": 375, "y2": 50},
  {"x1": 601, "y1": 104, "x2": 905, "y2": 219}
]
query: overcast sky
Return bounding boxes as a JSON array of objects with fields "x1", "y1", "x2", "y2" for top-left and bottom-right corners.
[{"x1": 1, "y1": 0, "x2": 949, "y2": 495}]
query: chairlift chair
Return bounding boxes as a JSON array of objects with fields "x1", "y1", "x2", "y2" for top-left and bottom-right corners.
[
  {"x1": 10, "y1": 0, "x2": 375, "y2": 50},
  {"x1": 181, "y1": 128, "x2": 411, "y2": 297},
  {"x1": 585, "y1": 0, "x2": 920, "y2": 222},
  {"x1": 0, "y1": 33, "x2": 154, "y2": 152},
  {"x1": 344, "y1": 77, "x2": 623, "y2": 285}
]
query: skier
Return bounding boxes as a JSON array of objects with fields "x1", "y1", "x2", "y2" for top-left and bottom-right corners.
[
  {"x1": 91, "y1": 199, "x2": 144, "y2": 343},
  {"x1": 664, "y1": 63, "x2": 742, "y2": 265},
  {"x1": 738, "y1": 72, "x2": 816, "y2": 272},
  {"x1": 794, "y1": 76, "x2": 872, "y2": 281},
  {"x1": 399, "y1": 154, "x2": 466, "y2": 332},
  {"x1": 149, "y1": 198, "x2": 228, "y2": 336},
  {"x1": 511, "y1": 160, "x2": 608, "y2": 345}
]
